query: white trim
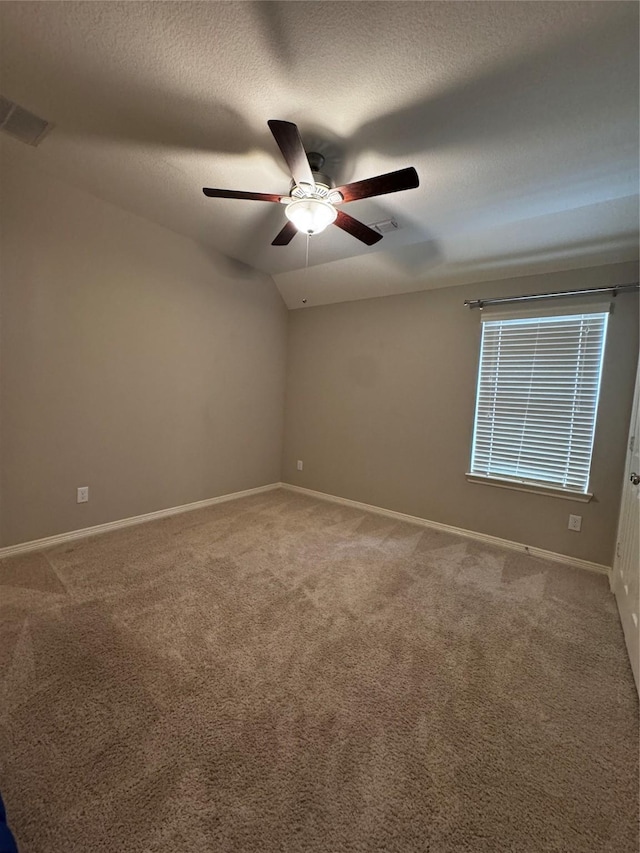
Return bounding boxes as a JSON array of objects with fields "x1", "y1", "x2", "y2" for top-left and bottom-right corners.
[
  {"x1": 465, "y1": 473, "x2": 593, "y2": 503},
  {"x1": 0, "y1": 483, "x2": 280, "y2": 558},
  {"x1": 280, "y1": 483, "x2": 610, "y2": 575},
  {"x1": 2, "y1": 480, "x2": 610, "y2": 576}
]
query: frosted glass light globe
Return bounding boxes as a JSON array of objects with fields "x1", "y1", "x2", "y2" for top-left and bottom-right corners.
[{"x1": 285, "y1": 198, "x2": 338, "y2": 235}]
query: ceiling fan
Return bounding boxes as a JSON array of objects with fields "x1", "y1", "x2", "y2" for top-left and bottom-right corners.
[{"x1": 202, "y1": 120, "x2": 419, "y2": 247}]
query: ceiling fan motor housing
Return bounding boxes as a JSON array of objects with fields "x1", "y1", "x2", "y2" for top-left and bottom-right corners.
[
  {"x1": 290, "y1": 155, "x2": 344, "y2": 208},
  {"x1": 291, "y1": 177, "x2": 332, "y2": 199},
  {"x1": 306, "y1": 151, "x2": 325, "y2": 172},
  {"x1": 290, "y1": 152, "x2": 334, "y2": 197}
]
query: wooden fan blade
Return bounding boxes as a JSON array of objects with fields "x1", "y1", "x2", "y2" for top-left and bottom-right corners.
[
  {"x1": 272, "y1": 221, "x2": 298, "y2": 246},
  {"x1": 267, "y1": 120, "x2": 315, "y2": 188},
  {"x1": 334, "y1": 210, "x2": 383, "y2": 245},
  {"x1": 202, "y1": 188, "x2": 283, "y2": 202},
  {"x1": 333, "y1": 167, "x2": 419, "y2": 203}
]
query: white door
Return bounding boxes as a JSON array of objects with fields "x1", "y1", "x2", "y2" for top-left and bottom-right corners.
[{"x1": 612, "y1": 362, "x2": 640, "y2": 693}]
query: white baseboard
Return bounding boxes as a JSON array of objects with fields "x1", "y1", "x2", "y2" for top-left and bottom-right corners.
[
  {"x1": 280, "y1": 483, "x2": 610, "y2": 576},
  {"x1": 0, "y1": 483, "x2": 281, "y2": 559},
  {"x1": 1, "y1": 480, "x2": 611, "y2": 577}
]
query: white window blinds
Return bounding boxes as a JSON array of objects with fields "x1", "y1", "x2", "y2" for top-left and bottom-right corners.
[{"x1": 470, "y1": 310, "x2": 609, "y2": 494}]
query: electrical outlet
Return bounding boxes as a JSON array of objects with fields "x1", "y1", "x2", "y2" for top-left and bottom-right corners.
[
  {"x1": 297, "y1": 460, "x2": 303, "y2": 471},
  {"x1": 77, "y1": 486, "x2": 89, "y2": 503},
  {"x1": 568, "y1": 514, "x2": 582, "y2": 532}
]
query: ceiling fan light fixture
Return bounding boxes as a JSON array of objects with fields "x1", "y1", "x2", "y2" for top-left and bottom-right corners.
[
  {"x1": 285, "y1": 197, "x2": 337, "y2": 235},
  {"x1": 202, "y1": 120, "x2": 419, "y2": 247}
]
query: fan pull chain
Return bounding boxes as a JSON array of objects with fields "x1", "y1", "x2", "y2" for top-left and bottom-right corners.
[{"x1": 300, "y1": 233, "x2": 310, "y2": 305}]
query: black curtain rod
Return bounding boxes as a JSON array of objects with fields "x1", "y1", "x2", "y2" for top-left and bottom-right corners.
[{"x1": 464, "y1": 282, "x2": 639, "y2": 310}]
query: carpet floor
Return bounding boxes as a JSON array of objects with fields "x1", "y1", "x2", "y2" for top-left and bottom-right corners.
[{"x1": 0, "y1": 489, "x2": 638, "y2": 852}]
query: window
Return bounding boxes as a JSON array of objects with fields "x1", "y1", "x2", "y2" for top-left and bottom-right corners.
[{"x1": 468, "y1": 306, "x2": 609, "y2": 499}]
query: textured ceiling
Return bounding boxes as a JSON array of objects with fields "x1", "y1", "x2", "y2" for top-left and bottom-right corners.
[{"x1": 1, "y1": 1, "x2": 638, "y2": 308}]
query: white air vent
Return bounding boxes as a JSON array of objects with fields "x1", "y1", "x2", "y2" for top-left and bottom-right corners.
[
  {"x1": 0, "y1": 96, "x2": 54, "y2": 146},
  {"x1": 370, "y1": 219, "x2": 400, "y2": 234}
]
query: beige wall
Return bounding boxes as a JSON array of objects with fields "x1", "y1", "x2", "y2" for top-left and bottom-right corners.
[
  {"x1": 282, "y1": 263, "x2": 639, "y2": 566},
  {"x1": 0, "y1": 155, "x2": 287, "y2": 547},
  {"x1": 2, "y1": 151, "x2": 638, "y2": 565}
]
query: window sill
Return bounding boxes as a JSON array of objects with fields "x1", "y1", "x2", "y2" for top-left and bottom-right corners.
[{"x1": 465, "y1": 473, "x2": 593, "y2": 503}]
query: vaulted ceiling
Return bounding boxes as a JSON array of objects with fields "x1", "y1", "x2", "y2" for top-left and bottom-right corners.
[{"x1": 1, "y1": 1, "x2": 638, "y2": 308}]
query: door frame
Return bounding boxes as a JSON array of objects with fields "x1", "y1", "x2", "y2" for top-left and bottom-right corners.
[{"x1": 611, "y1": 359, "x2": 640, "y2": 693}]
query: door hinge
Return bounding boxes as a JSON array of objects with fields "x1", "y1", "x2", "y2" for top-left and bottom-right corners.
[
  {"x1": 616, "y1": 541, "x2": 621, "y2": 558},
  {"x1": 630, "y1": 435, "x2": 635, "y2": 454}
]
